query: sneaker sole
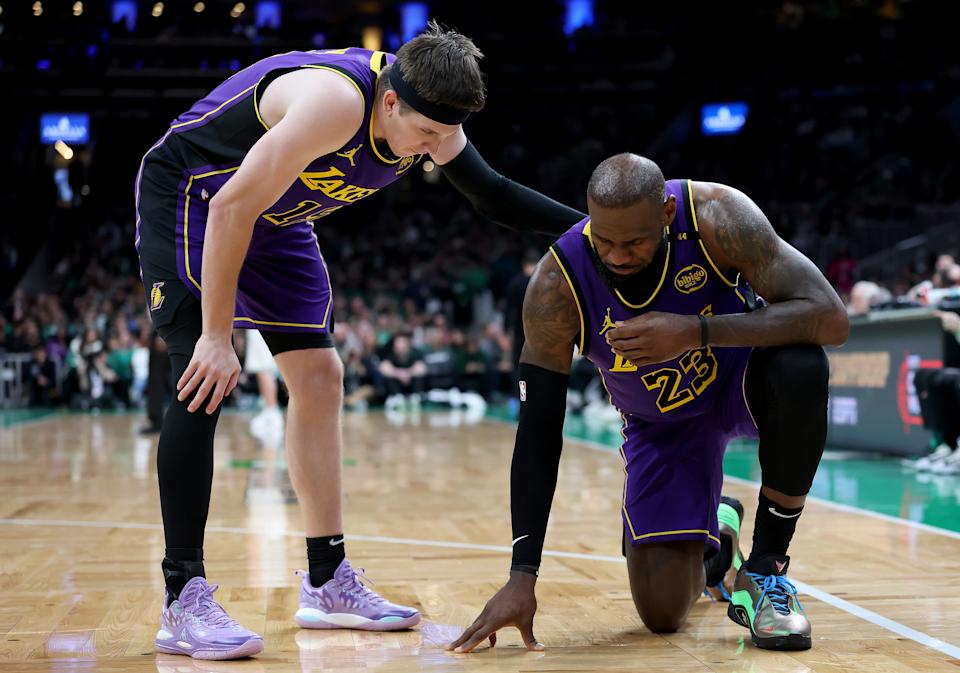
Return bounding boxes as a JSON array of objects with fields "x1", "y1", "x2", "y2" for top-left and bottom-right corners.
[
  {"x1": 156, "y1": 637, "x2": 263, "y2": 660},
  {"x1": 295, "y1": 608, "x2": 421, "y2": 631},
  {"x1": 726, "y1": 603, "x2": 811, "y2": 651}
]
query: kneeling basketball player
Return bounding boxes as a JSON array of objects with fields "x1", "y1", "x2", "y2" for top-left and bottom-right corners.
[{"x1": 450, "y1": 153, "x2": 849, "y2": 653}]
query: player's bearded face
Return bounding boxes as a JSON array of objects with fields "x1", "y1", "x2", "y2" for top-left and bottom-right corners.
[{"x1": 588, "y1": 199, "x2": 672, "y2": 277}]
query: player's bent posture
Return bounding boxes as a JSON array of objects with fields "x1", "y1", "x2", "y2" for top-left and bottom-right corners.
[
  {"x1": 450, "y1": 154, "x2": 849, "y2": 653},
  {"x1": 136, "y1": 23, "x2": 582, "y2": 660}
]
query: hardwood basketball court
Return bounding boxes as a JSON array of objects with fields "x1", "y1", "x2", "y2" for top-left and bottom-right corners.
[{"x1": 2, "y1": 410, "x2": 959, "y2": 672}]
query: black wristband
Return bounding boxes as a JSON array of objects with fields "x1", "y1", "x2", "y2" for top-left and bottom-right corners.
[
  {"x1": 510, "y1": 564, "x2": 540, "y2": 577},
  {"x1": 698, "y1": 314, "x2": 709, "y2": 348}
]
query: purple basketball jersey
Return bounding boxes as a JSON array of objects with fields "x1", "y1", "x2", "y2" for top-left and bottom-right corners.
[
  {"x1": 135, "y1": 48, "x2": 420, "y2": 332},
  {"x1": 551, "y1": 179, "x2": 756, "y2": 423},
  {"x1": 551, "y1": 179, "x2": 759, "y2": 548}
]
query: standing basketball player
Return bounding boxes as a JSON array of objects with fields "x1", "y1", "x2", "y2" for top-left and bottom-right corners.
[
  {"x1": 136, "y1": 23, "x2": 583, "y2": 660},
  {"x1": 450, "y1": 154, "x2": 849, "y2": 653}
]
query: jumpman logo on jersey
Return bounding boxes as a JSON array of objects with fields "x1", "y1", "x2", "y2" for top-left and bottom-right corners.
[
  {"x1": 598, "y1": 307, "x2": 617, "y2": 336},
  {"x1": 336, "y1": 144, "x2": 362, "y2": 167}
]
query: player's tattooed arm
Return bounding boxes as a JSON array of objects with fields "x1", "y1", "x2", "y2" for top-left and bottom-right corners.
[
  {"x1": 519, "y1": 252, "x2": 580, "y2": 373},
  {"x1": 695, "y1": 182, "x2": 850, "y2": 347}
]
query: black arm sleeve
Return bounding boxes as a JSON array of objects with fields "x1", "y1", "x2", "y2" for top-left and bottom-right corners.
[
  {"x1": 510, "y1": 362, "x2": 569, "y2": 571},
  {"x1": 442, "y1": 141, "x2": 586, "y2": 237}
]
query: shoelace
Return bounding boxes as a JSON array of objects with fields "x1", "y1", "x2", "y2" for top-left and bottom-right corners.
[
  {"x1": 190, "y1": 583, "x2": 242, "y2": 629},
  {"x1": 338, "y1": 567, "x2": 387, "y2": 606},
  {"x1": 747, "y1": 572, "x2": 802, "y2": 616}
]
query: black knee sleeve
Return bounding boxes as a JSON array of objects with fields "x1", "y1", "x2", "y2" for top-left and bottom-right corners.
[{"x1": 746, "y1": 345, "x2": 829, "y2": 496}]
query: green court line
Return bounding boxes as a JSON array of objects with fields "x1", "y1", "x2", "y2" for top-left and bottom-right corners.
[
  {"x1": 487, "y1": 407, "x2": 960, "y2": 535},
  {"x1": 0, "y1": 408, "x2": 59, "y2": 428}
]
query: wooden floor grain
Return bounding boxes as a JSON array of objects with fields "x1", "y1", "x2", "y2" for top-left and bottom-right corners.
[{"x1": 1, "y1": 411, "x2": 958, "y2": 672}]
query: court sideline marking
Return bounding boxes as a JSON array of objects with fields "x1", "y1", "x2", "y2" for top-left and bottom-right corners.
[
  {"x1": 488, "y1": 416, "x2": 960, "y2": 542},
  {"x1": 0, "y1": 516, "x2": 958, "y2": 660},
  {"x1": 4, "y1": 414, "x2": 960, "y2": 659}
]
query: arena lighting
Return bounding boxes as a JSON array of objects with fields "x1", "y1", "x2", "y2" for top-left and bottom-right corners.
[
  {"x1": 230, "y1": 2, "x2": 245, "y2": 18},
  {"x1": 0, "y1": 4, "x2": 4, "y2": 17},
  {"x1": 255, "y1": 1, "x2": 280, "y2": 29},
  {"x1": 399, "y1": 2, "x2": 426, "y2": 43},
  {"x1": 112, "y1": 0, "x2": 137, "y2": 31},
  {"x1": 701, "y1": 102, "x2": 749, "y2": 136},
  {"x1": 564, "y1": 0, "x2": 593, "y2": 36},
  {"x1": 194, "y1": 2, "x2": 205, "y2": 13},
  {"x1": 54, "y1": 140, "x2": 74, "y2": 160},
  {"x1": 362, "y1": 26, "x2": 382, "y2": 51},
  {"x1": 422, "y1": 160, "x2": 435, "y2": 172},
  {"x1": 32, "y1": 1, "x2": 42, "y2": 17},
  {"x1": 40, "y1": 113, "x2": 90, "y2": 144},
  {"x1": 151, "y1": 2, "x2": 163, "y2": 17},
  {"x1": 72, "y1": 1, "x2": 82, "y2": 17}
]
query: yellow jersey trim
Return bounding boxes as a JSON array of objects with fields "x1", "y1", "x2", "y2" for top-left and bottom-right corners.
[
  {"x1": 686, "y1": 180, "x2": 738, "y2": 288},
  {"x1": 605, "y1": 376, "x2": 720, "y2": 547},
  {"x1": 252, "y1": 75, "x2": 272, "y2": 131},
  {"x1": 367, "y1": 105, "x2": 401, "y2": 164},
  {"x1": 629, "y1": 529, "x2": 722, "y2": 545},
  {"x1": 548, "y1": 247, "x2": 586, "y2": 354},
  {"x1": 300, "y1": 63, "x2": 366, "y2": 101},
  {"x1": 369, "y1": 50, "x2": 386, "y2": 74},
  {"x1": 182, "y1": 166, "x2": 333, "y2": 330},
  {"x1": 233, "y1": 316, "x2": 330, "y2": 329},
  {"x1": 583, "y1": 220, "x2": 671, "y2": 310},
  {"x1": 134, "y1": 129, "x2": 172, "y2": 247},
  {"x1": 183, "y1": 167, "x2": 241, "y2": 291},
  {"x1": 596, "y1": 370, "x2": 638, "y2": 540},
  {"x1": 170, "y1": 84, "x2": 259, "y2": 130}
]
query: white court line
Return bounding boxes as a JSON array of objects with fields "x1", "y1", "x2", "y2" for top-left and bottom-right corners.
[
  {"x1": 8, "y1": 413, "x2": 960, "y2": 658},
  {"x1": 1, "y1": 515, "x2": 959, "y2": 660},
  {"x1": 487, "y1": 417, "x2": 960, "y2": 542}
]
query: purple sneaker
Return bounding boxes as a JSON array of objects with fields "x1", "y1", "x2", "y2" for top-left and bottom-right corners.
[
  {"x1": 156, "y1": 577, "x2": 264, "y2": 660},
  {"x1": 295, "y1": 559, "x2": 421, "y2": 631}
]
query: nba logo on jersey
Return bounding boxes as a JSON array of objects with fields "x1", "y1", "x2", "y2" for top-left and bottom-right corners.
[
  {"x1": 150, "y1": 282, "x2": 165, "y2": 311},
  {"x1": 519, "y1": 380, "x2": 527, "y2": 401}
]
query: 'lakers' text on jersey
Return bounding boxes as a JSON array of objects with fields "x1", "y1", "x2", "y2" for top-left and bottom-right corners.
[
  {"x1": 550, "y1": 179, "x2": 756, "y2": 422},
  {"x1": 135, "y1": 47, "x2": 420, "y2": 293}
]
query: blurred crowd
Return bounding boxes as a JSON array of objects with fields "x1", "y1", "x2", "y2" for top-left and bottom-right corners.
[
  {"x1": 0, "y1": 195, "x2": 541, "y2": 412},
  {"x1": 3, "y1": 0, "x2": 960, "y2": 415}
]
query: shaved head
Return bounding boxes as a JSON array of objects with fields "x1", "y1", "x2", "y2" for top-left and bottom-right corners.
[{"x1": 587, "y1": 153, "x2": 665, "y2": 209}]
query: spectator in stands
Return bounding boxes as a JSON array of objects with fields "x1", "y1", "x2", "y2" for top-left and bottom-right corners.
[
  {"x1": 379, "y1": 333, "x2": 427, "y2": 411},
  {"x1": 847, "y1": 280, "x2": 892, "y2": 315},
  {"x1": 27, "y1": 346, "x2": 58, "y2": 406}
]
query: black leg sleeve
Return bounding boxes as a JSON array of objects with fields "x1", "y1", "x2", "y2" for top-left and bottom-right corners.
[
  {"x1": 154, "y1": 295, "x2": 222, "y2": 551},
  {"x1": 746, "y1": 345, "x2": 829, "y2": 496}
]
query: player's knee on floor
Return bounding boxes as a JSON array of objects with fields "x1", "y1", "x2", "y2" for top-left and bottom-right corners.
[
  {"x1": 633, "y1": 597, "x2": 690, "y2": 634},
  {"x1": 625, "y1": 540, "x2": 703, "y2": 634}
]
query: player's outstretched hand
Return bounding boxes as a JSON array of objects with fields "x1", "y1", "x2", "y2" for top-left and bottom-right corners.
[
  {"x1": 177, "y1": 334, "x2": 241, "y2": 414},
  {"x1": 448, "y1": 572, "x2": 543, "y2": 653},
  {"x1": 605, "y1": 311, "x2": 700, "y2": 366}
]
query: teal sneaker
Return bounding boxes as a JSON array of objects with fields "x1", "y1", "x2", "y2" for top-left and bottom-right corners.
[{"x1": 728, "y1": 554, "x2": 811, "y2": 650}]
